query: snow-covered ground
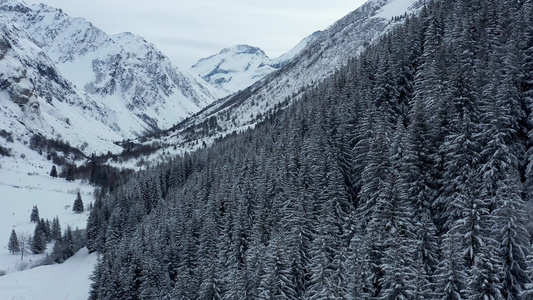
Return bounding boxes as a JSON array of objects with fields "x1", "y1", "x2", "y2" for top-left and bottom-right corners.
[
  {"x1": 371, "y1": 0, "x2": 419, "y2": 19},
  {"x1": 0, "y1": 156, "x2": 96, "y2": 299},
  {"x1": 0, "y1": 247, "x2": 97, "y2": 300}
]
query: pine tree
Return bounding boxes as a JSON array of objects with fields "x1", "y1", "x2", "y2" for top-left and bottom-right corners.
[
  {"x1": 435, "y1": 234, "x2": 467, "y2": 300},
  {"x1": 31, "y1": 221, "x2": 46, "y2": 254},
  {"x1": 86, "y1": 197, "x2": 104, "y2": 253},
  {"x1": 30, "y1": 205, "x2": 39, "y2": 223},
  {"x1": 50, "y1": 165, "x2": 58, "y2": 178},
  {"x1": 73, "y1": 192, "x2": 84, "y2": 214},
  {"x1": 493, "y1": 171, "x2": 531, "y2": 299},
  {"x1": 62, "y1": 225, "x2": 75, "y2": 260},
  {"x1": 52, "y1": 238, "x2": 64, "y2": 263},
  {"x1": 8, "y1": 229, "x2": 20, "y2": 254},
  {"x1": 377, "y1": 121, "x2": 425, "y2": 300},
  {"x1": 73, "y1": 227, "x2": 85, "y2": 252},
  {"x1": 465, "y1": 243, "x2": 503, "y2": 300},
  {"x1": 51, "y1": 216, "x2": 61, "y2": 241},
  {"x1": 354, "y1": 109, "x2": 394, "y2": 298},
  {"x1": 44, "y1": 219, "x2": 52, "y2": 242},
  {"x1": 479, "y1": 13, "x2": 531, "y2": 296}
]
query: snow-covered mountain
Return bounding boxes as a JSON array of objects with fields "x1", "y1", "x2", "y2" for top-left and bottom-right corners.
[
  {"x1": 190, "y1": 45, "x2": 276, "y2": 96},
  {"x1": 0, "y1": 21, "x2": 125, "y2": 156},
  {"x1": 190, "y1": 33, "x2": 318, "y2": 96},
  {"x1": 145, "y1": 0, "x2": 424, "y2": 154},
  {"x1": 0, "y1": 0, "x2": 219, "y2": 145}
]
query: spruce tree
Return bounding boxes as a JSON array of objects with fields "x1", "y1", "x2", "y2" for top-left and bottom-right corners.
[
  {"x1": 73, "y1": 192, "x2": 84, "y2": 214},
  {"x1": 8, "y1": 229, "x2": 20, "y2": 254},
  {"x1": 30, "y1": 205, "x2": 39, "y2": 223},
  {"x1": 62, "y1": 226, "x2": 75, "y2": 260},
  {"x1": 44, "y1": 219, "x2": 52, "y2": 242},
  {"x1": 50, "y1": 165, "x2": 58, "y2": 178},
  {"x1": 51, "y1": 216, "x2": 61, "y2": 241},
  {"x1": 465, "y1": 244, "x2": 503, "y2": 300},
  {"x1": 31, "y1": 221, "x2": 46, "y2": 254},
  {"x1": 52, "y1": 238, "x2": 64, "y2": 263}
]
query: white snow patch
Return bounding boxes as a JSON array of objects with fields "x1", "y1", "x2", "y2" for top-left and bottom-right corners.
[
  {"x1": 372, "y1": 0, "x2": 418, "y2": 19},
  {"x1": 0, "y1": 247, "x2": 97, "y2": 300}
]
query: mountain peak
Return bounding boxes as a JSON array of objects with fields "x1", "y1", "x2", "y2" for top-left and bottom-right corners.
[
  {"x1": 190, "y1": 44, "x2": 276, "y2": 96},
  {"x1": 0, "y1": 0, "x2": 30, "y2": 13},
  {"x1": 219, "y1": 44, "x2": 268, "y2": 58},
  {"x1": 190, "y1": 39, "x2": 318, "y2": 97}
]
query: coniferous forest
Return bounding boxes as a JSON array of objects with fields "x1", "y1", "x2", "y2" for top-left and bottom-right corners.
[{"x1": 87, "y1": 0, "x2": 533, "y2": 298}]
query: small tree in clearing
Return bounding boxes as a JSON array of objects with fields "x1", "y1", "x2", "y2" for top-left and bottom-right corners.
[
  {"x1": 8, "y1": 229, "x2": 20, "y2": 254},
  {"x1": 73, "y1": 192, "x2": 84, "y2": 214},
  {"x1": 50, "y1": 165, "x2": 58, "y2": 178},
  {"x1": 30, "y1": 205, "x2": 39, "y2": 223}
]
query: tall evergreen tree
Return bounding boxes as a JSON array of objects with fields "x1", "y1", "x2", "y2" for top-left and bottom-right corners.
[
  {"x1": 8, "y1": 229, "x2": 20, "y2": 254},
  {"x1": 30, "y1": 205, "x2": 39, "y2": 223},
  {"x1": 73, "y1": 192, "x2": 84, "y2": 214},
  {"x1": 62, "y1": 225, "x2": 75, "y2": 260},
  {"x1": 50, "y1": 165, "x2": 58, "y2": 178},
  {"x1": 51, "y1": 216, "x2": 61, "y2": 241},
  {"x1": 31, "y1": 220, "x2": 46, "y2": 254},
  {"x1": 435, "y1": 234, "x2": 468, "y2": 300}
]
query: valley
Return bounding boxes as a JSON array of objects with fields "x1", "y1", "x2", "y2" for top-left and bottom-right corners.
[{"x1": 2, "y1": 0, "x2": 533, "y2": 299}]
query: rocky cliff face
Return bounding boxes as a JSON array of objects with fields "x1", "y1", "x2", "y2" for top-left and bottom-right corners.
[
  {"x1": 0, "y1": 21, "x2": 123, "y2": 155},
  {"x1": 0, "y1": 0, "x2": 219, "y2": 137}
]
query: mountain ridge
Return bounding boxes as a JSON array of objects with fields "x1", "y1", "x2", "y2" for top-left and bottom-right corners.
[
  {"x1": 0, "y1": 0, "x2": 220, "y2": 138},
  {"x1": 0, "y1": 0, "x2": 225, "y2": 161}
]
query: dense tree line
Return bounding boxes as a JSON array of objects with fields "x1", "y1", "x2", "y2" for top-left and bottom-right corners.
[
  {"x1": 29, "y1": 133, "x2": 86, "y2": 164},
  {"x1": 87, "y1": 0, "x2": 533, "y2": 298}
]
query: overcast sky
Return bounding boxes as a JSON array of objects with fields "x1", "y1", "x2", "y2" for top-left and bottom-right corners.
[{"x1": 23, "y1": 0, "x2": 367, "y2": 69}]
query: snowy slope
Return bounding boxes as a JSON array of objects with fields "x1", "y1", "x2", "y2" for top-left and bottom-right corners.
[
  {"x1": 371, "y1": 0, "x2": 419, "y2": 19},
  {"x1": 269, "y1": 31, "x2": 320, "y2": 69},
  {"x1": 190, "y1": 33, "x2": 318, "y2": 97},
  {"x1": 0, "y1": 153, "x2": 95, "y2": 272},
  {"x1": 0, "y1": 248, "x2": 97, "y2": 300},
  {"x1": 0, "y1": 151, "x2": 97, "y2": 299},
  {"x1": 0, "y1": 0, "x2": 219, "y2": 138}
]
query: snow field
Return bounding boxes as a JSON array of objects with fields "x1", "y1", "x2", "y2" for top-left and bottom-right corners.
[
  {"x1": 0, "y1": 247, "x2": 97, "y2": 300},
  {"x1": 0, "y1": 157, "x2": 96, "y2": 299}
]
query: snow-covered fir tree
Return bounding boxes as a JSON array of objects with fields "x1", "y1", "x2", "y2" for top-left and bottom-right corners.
[
  {"x1": 8, "y1": 229, "x2": 20, "y2": 254},
  {"x1": 73, "y1": 192, "x2": 84, "y2": 214}
]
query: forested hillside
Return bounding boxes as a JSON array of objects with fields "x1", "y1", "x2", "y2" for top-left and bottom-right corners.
[{"x1": 87, "y1": 0, "x2": 533, "y2": 298}]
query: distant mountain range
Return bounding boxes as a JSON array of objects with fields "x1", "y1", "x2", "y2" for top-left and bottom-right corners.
[{"x1": 0, "y1": 0, "x2": 423, "y2": 162}]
